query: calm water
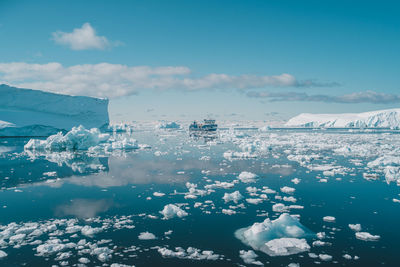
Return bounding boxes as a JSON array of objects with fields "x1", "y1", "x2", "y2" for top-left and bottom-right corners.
[{"x1": 0, "y1": 129, "x2": 399, "y2": 266}]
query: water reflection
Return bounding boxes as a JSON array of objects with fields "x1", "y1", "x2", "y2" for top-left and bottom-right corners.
[{"x1": 55, "y1": 198, "x2": 113, "y2": 219}]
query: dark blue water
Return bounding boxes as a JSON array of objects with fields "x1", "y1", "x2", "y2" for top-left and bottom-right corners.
[{"x1": 0, "y1": 130, "x2": 399, "y2": 266}]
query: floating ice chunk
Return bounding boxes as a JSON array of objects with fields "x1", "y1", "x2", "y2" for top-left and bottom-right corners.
[
  {"x1": 160, "y1": 204, "x2": 188, "y2": 219},
  {"x1": 92, "y1": 247, "x2": 113, "y2": 262},
  {"x1": 36, "y1": 239, "x2": 66, "y2": 255},
  {"x1": 0, "y1": 250, "x2": 7, "y2": 258},
  {"x1": 25, "y1": 125, "x2": 109, "y2": 151},
  {"x1": 283, "y1": 196, "x2": 297, "y2": 203},
  {"x1": 81, "y1": 225, "x2": 103, "y2": 237},
  {"x1": 153, "y1": 192, "x2": 165, "y2": 197},
  {"x1": 343, "y1": 254, "x2": 352, "y2": 260},
  {"x1": 312, "y1": 240, "x2": 328, "y2": 247},
  {"x1": 272, "y1": 203, "x2": 289, "y2": 212},
  {"x1": 319, "y1": 254, "x2": 332, "y2": 261},
  {"x1": 107, "y1": 136, "x2": 139, "y2": 150},
  {"x1": 355, "y1": 232, "x2": 380, "y2": 241},
  {"x1": 287, "y1": 263, "x2": 300, "y2": 267},
  {"x1": 348, "y1": 224, "x2": 362, "y2": 232},
  {"x1": 78, "y1": 257, "x2": 90, "y2": 264},
  {"x1": 222, "y1": 209, "x2": 236, "y2": 215},
  {"x1": 262, "y1": 187, "x2": 276, "y2": 194},
  {"x1": 205, "y1": 181, "x2": 235, "y2": 189},
  {"x1": 323, "y1": 216, "x2": 336, "y2": 223},
  {"x1": 9, "y1": 233, "x2": 26, "y2": 243},
  {"x1": 238, "y1": 172, "x2": 257, "y2": 183},
  {"x1": 223, "y1": 191, "x2": 243, "y2": 203},
  {"x1": 138, "y1": 232, "x2": 156, "y2": 240},
  {"x1": 164, "y1": 230, "x2": 173, "y2": 235},
  {"x1": 246, "y1": 187, "x2": 258, "y2": 193},
  {"x1": 56, "y1": 252, "x2": 72, "y2": 261},
  {"x1": 291, "y1": 178, "x2": 301, "y2": 184},
  {"x1": 239, "y1": 250, "x2": 263, "y2": 265},
  {"x1": 246, "y1": 198, "x2": 263, "y2": 205},
  {"x1": 280, "y1": 186, "x2": 295, "y2": 193},
  {"x1": 157, "y1": 246, "x2": 222, "y2": 261},
  {"x1": 264, "y1": 238, "x2": 310, "y2": 256},
  {"x1": 223, "y1": 150, "x2": 257, "y2": 160},
  {"x1": 110, "y1": 264, "x2": 135, "y2": 267},
  {"x1": 235, "y1": 213, "x2": 315, "y2": 256}
]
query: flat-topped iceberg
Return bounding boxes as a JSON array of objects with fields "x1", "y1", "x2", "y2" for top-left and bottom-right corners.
[
  {"x1": 286, "y1": 108, "x2": 400, "y2": 128},
  {"x1": 0, "y1": 84, "x2": 109, "y2": 136},
  {"x1": 235, "y1": 213, "x2": 315, "y2": 256}
]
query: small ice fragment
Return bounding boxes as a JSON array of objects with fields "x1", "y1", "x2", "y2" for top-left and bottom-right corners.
[
  {"x1": 280, "y1": 186, "x2": 295, "y2": 193},
  {"x1": 138, "y1": 232, "x2": 156, "y2": 240},
  {"x1": 348, "y1": 224, "x2": 361, "y2": 232},
  {"x1": 355, "y1": 232, "x2": 380, "y2": 241},
  {"x1": 323, "y1": 216, "x2": 336, "y2": 223},
  {"x1": 160, "y1": 204, "x2": 188, "y2": 219}
]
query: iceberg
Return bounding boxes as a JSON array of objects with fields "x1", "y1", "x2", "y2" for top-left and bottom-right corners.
[
  {"x1": 156, "y1": 121, "x2": 181, "y2": 129},
  {"x1": 24, "y1": 126, "x2": 109, "y2": 151},
  {"x1": 0, "y1": 84, "x2": 109, "y2": 136},
  {"x1": 235, "y1": 213, "x2": 315, "y2": 256},
  {"x1": 286, "y1": 108, "x2": 400, "y2": 128}
]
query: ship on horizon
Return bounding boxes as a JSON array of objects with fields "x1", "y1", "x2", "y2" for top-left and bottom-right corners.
[{"x1": 189, "y1": 119, "x2": 218, "y2": 133}]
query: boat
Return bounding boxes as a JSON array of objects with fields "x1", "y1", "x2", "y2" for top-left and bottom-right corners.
[{"x1": 189, "y1": 119, "x2": 218, "y2": 132}]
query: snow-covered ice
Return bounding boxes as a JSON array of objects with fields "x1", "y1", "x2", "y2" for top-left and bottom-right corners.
[
  {"x1": 0, "y1": 84, "x2": 109, "y2": 136},
  {"x1": 160, "y1": 204, "x2": 188, "y2": 219},
  {"x1": 235, "y1": 213, "x2": 315, "y2": 256}
]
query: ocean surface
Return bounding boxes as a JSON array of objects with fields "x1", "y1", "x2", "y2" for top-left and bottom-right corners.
[{"x1": 0, "y1": 128, "x2": 399, "y2": 266}]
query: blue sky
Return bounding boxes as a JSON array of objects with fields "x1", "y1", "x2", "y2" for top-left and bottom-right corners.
[{"x1": 1, "y1": 0, "x2": 400, "y2": 122}]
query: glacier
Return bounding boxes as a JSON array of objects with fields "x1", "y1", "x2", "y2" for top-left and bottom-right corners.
[
  {"x1": 285, "y1": 108, "x2": 400, "y2": 128},
  {"x1": 0, "y1": 84, "x2": 109, "y2": 136}
]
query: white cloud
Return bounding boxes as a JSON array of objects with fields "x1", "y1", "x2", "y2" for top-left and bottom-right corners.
[
  {"x1": 0, "y1": 62, "x2": 318, "y2": 98},
  {"x1": 247, "y1": 90, "x2": 400, "y2": 104},
  {"x1": 52, "y1": 23, "x2": 112, "y2": 50}
]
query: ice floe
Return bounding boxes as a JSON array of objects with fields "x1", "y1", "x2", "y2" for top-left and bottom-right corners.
[
  {"x1": 239, "y1": 250, "x2": 263, "y2": 265},
  {"x1": 238, "y1": 171, "x2": 258, "y2": 183},
  {"x1": 160, "y1": 204, "x2": 188, "y2": 219},
  {"x1": 138, "y1": 232, "x2": 156, "y2": 240},
  {"x1": 355, "y1": 232, "x2": 380, "y2": 241},
  {"x1": 235, "y1": 213, "x2": 315, "y2": 256},
  {"x1": 222, "y1": 191, "x2": 243, "y2": 203},
  {"x1": 157, "y1": 246, "x2": 222, "y2": 261}
]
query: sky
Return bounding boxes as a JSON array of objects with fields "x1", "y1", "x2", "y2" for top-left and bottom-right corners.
[{"x1": 1, "y1": 0, "x2": 400, "y2": 122}]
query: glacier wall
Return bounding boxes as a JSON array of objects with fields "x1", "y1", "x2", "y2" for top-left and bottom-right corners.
[
  {"x1": 0, "y1": 84, "x2": 109, "y2": 136},
  {"x1": 285, "y1": 108, "x2": 400, "y2": 128}
]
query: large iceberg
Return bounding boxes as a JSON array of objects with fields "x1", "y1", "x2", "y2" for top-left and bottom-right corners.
[
  {"x1": 24, "y1": 125, "x2": 139, "y2": 152},
  {"x1": 286, "y1": 108, "x2": 400, "y2": 128},
  {"x1": 0, "y1": 84, "x2": 109, "y2": 136},
  {"x1": 235, "y1": 213, "x2": 315, "y2": 256}
]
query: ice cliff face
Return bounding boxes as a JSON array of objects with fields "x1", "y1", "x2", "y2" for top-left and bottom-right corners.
[
  {"x1": 0, "y1": 84, "x2": 109, "y2": 136},
  {"x1": 285, "y1": 108, "x2": 400, "y2": 128}
]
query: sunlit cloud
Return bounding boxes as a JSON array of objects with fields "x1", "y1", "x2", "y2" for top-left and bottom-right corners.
[
  {"x1": 0, "y1": 62, "x2": 334, "y2": 98},
  {"x1": 52, "y1": 23, "x2": 114, "y2": 50}
]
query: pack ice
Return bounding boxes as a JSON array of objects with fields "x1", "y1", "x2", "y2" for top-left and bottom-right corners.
[
  {"x1": 0, "y1": 84, "x2": 109, "y2": 136},
  {"x1": 235, "y1": 213, "x2": 315, "y2": 256},
  {"x1": 286, "y1": 108, "x2": 400, "y2": 128}
]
